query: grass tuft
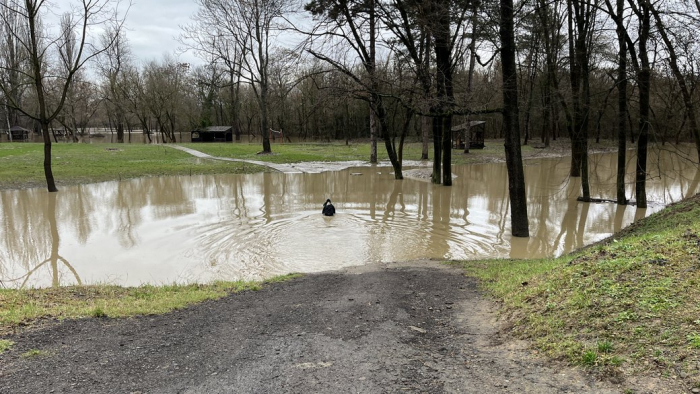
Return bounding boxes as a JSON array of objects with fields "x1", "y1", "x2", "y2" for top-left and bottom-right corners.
[
  {"x1": 581, "y1": 350, "x2": 598, "y2": 366},
  {"x1": 21, "y1": 349, "x2": 47, "y2": 358},
  {"x1": 0, "y1": 339, "x2": 14, "y2": 353},
  {"x1": 90, "y1": 307, "x2": 106, "y2": 318},
  {"x1": 597, "y1": 340, "x2": 614, "y2": 354}
]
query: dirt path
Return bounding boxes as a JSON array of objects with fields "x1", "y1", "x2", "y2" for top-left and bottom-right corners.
[
  {"x1": 1, "y1": 261, "x2": 674, "y2": 394},
  {"x1": 168, "y1": 145, "x2": 306, "y2": 173}
]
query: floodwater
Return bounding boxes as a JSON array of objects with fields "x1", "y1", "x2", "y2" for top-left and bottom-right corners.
[{"x1": 1, "y1": 149, "x2": 698, "y2": 288}]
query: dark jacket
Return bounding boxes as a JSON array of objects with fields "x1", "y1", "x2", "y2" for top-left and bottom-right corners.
[{"x1": 322, "y1": 202, "x2": 335, "y2": 216}]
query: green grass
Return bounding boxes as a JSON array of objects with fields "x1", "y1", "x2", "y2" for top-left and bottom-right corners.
[
  {"x1": 458, "y1": 193, "x2": 700, "y2": 381},
  {"x1": 181, "y1": 141, "x2": 415, "y2": 163},
  {"x1": 0, "y1": 339, "x2": 13, "y2": 353},
  {"x1": 0, "y1": 139, "x2": 616, "y2": 190},
  {"x1": 0, "y1": 143, "x2": 268, "y2": 190},
  {"x1": 180, "y1": 141, "x2": 537, "y2": 165},
  {"x1": 20, "y1": 349, "x2": 47, "y2": 358},
  {"x1": 0, "y1": 274, "x2": 301, "y2": 335}
]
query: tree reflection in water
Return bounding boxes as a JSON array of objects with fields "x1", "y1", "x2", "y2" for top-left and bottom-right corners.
[{"x1": 5, "y1": 193, "x2": 81, "y2": 288}]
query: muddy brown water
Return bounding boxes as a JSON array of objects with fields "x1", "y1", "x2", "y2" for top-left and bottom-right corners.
[{"x1": 1, "y1": 149, "x2": 698, "y2": 288}]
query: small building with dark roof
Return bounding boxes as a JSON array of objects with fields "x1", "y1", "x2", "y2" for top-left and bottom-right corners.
[
  {"x1": 452, "y1": 121, "x2": 486, "y2": 149},
  {"x1": 8, "y1": 126, "x2": 31, "y2": 141},
  {"x1": 191, "y1": 126, "x2": 233, "y2": 142}
]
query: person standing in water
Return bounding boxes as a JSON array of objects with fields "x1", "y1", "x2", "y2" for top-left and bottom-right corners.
[{"x1": 322, "y1": 199, "x2": 335, "y2": 216}]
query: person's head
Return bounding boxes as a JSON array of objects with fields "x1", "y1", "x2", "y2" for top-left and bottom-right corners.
[{"x1": 325, "y1": 199, "x2": 331, "y2": 204}]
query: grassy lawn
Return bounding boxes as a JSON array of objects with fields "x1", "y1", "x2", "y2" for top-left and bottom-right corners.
[
  {"x1": 458, "y1": 194, "x2": 700, "y2": 385},
  {"x1": 181, "y1": 141, "x2": 424, "y2": 163},
  {"x1": 182, "y1": 138, "x2": 618, "y2": 165},
  {"x1": 0, "y1": 139, "x2": 616, "y2": 190},
  {"x1": 181, "y1": 140, "x2": 546, "y2": 165},
  {"x1": 0, "y1": 143, "x2": 268, "y2": 190},
  {"x1": 0, "y1": 274, "x2": 301, "y2": 340}
]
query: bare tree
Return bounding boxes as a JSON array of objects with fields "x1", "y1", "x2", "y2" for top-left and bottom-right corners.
[
  {"x1": 0, "y1": 0, "x2": 26, "y2": 139},
  {"x1": 142, "y1": 57, "x2": 194, "y2": 143},
  {"x1": 0, "y1": 0, "x2": 125, "y2": 192},
  {"x1": 97, "y1": 25, "x2": 130, "y2": 143},
  {"x1": 181, "y1": 6, "x2": 247, "y2": 141},
  {"x1": 304, "y1": 0, "x2": 403, "y2": 178},
  {"x1": 188, "y1": 0, "x2": 287, "y2": 154},
  {"x1": 649, "y1": 2, "x2": 700, "y2": 160},
  {"x1": 566, "y1": 0, "x2": 599, "y2": 202},
  {"x1": 615, "y1": 0, "x2": 628, "y2": 204}
]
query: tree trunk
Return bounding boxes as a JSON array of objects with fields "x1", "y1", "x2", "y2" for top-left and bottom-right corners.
[
  {"x1": 421, "y1": 116, "x2": 430, "y2": 160},
  {"x1": 261, "y1": 81, "x2": 271, "y2": 153},
  {"x1": 434, "y1": 6, "x2": 453, "y2": 187},
  {"x1": 42, "y1": 123, "x2": 58, "y2": 192},
  {"x1": 568, "y1": 0, "x2": 592, "y2": 201},
  {"x1": 635, "y1": 1, "x2": 651, "y2": 208},
  {"x1": 369, "y1": 0, "x2": 378, "y2": 164},
  {"x1": 431, "y1": 115, "x2": 442, "y2": 184},
  {"x1": 616, "y1": 0, "x2": 627, "y2": 205},
  {"x1": 536, "y1": 0, "x2": 555, "y2": 149},
  {"x1": 374, "y1": 96, "x2": 402, "y2": 179},
  {"x1": 117, "y1": 119, "x2": 124, "y2": 143},
  {"x1": 500, "y1": 0, "x2": 529, "y2": 237},
  {"x1": 370, "y1": 107, "x2": 378, "y2": 163}
]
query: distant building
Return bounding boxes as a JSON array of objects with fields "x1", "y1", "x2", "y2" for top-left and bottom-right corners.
[
  {"x1": 191, "y1": 126, "x2": 233, "y2": 142},
  {"x1": 452, "y1": 121, "x2": 486, "y2": 149},
  {"x1": 8, "y1": 126, "x2": 31, "y2": 141}
]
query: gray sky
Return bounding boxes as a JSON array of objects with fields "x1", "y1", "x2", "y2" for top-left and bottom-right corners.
[
  {"x1": 51, "y1": 0, "x2": 201, "y2": 65},
  {"x1": 125, "y1": 0, "x2": 200, "y2": 65}
]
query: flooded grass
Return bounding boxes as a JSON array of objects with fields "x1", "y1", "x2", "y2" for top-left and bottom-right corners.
[
  {"x1": 459, "y1": 193, "x2": 700, "y2": 383},
  {"x1": 0, "y1": 143, "x2": 267, "y2": 190},
  {"x1": 0, "y1": 274, "x2": 301, "y2": 336}
]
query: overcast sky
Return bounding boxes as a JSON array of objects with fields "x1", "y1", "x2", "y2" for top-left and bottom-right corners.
[
  {"x1": 125, "y1": 0, "x2": 201, "y2": 65},
  {"x1": 51, "y1": 0, "x2": 201, "y2": 65}
]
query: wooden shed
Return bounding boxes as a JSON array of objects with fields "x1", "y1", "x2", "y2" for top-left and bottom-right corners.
[
  {"x1": 9, "y1": 126, "x2": 31, "y2": 141},
  {"x1": 451, "y1": 121, "x2": 485, "y2": 149},
  {"x1": 191, "y1": 126, "x2": 233, "y2": 142}
]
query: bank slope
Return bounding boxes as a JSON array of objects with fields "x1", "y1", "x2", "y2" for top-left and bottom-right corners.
[{"x1": 460, "y1": 194, "x2": 700, "y2": 386}]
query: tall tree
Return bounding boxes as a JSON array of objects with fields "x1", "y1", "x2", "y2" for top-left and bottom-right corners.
[
  {"x1": 181, "y1": 5, "x2": 247, "y2": 141},
  {"x1": 615, "y1": 0, "x2": 627, "y2": 204},
  {"x1": 629, "y1": 0, "x2": 651, "y2": 208},
  {"x1": 0, "y1": 0, "x2": 124, "y2": 192},
  {"x1": 97, "y1": 26, "x2": 130, "y2": 143},
  {"x1": 431, "y1": 0, "x2": 454, "y2": 186},
  {"x1": 304, "y1": 0, "x2": 403, "y2": 178},
  {"x1": 649, "y1": 3, "x2": 700, "y2": 160},
  {"x1": 0, "y1": 0, "x2": 25, "y2": 138},
  {"x1": 567, "y1": 0, "x2": 597, "y2": 201},
  {"x1": 189, "y1": 0, "x2": 286, "y2": 154},
  {"x1": 500, "y1": 0, "x2": 529, "y2": 236}
]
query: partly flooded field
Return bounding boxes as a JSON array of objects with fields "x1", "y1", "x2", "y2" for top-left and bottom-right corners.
[{"x1": 1, "y1": 148, "x2": 698, "y2": 288}]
